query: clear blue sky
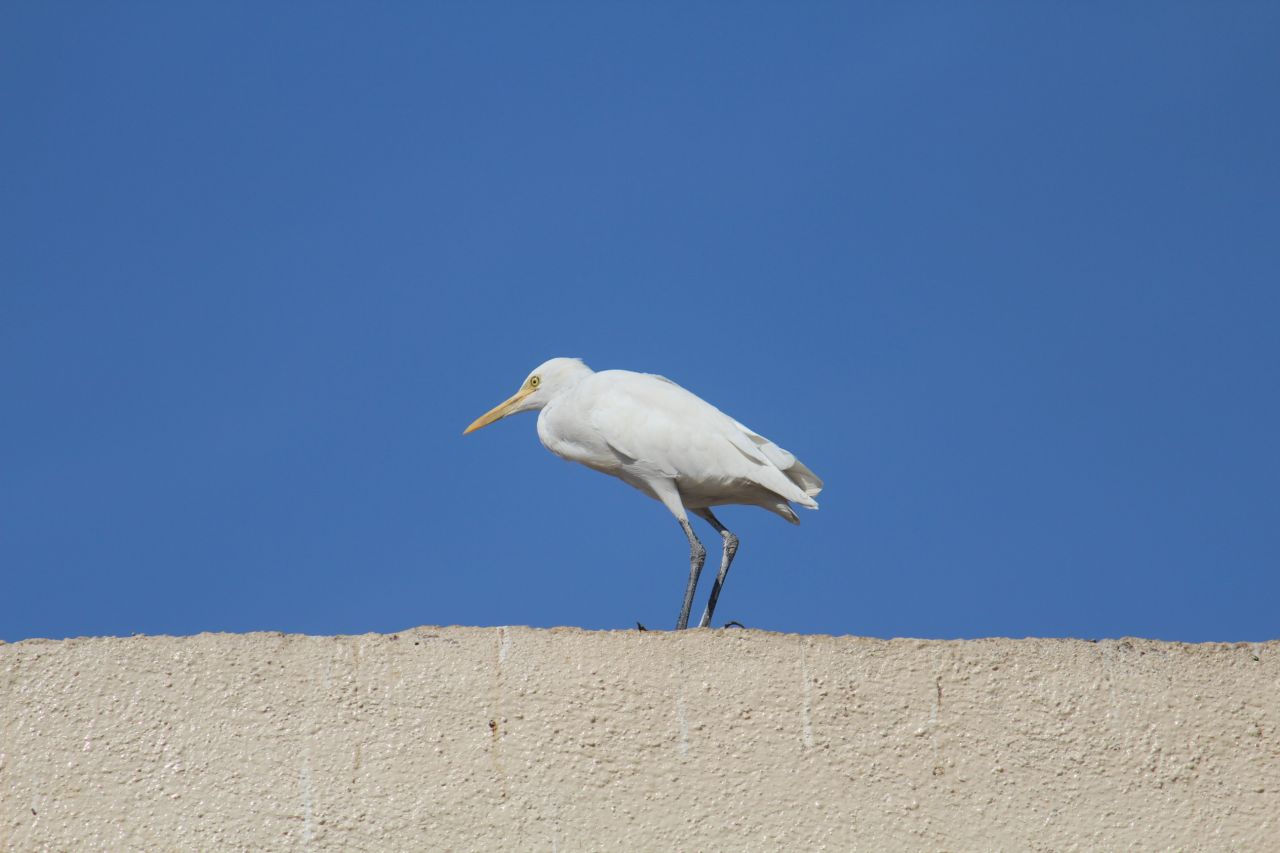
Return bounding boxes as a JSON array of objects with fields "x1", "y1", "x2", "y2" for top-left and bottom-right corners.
[{"x1": 3, "y1": 4, "x2": 1277, "y2": 642}]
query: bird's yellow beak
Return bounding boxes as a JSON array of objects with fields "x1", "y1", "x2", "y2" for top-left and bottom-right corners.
[{"x1": 463, "y1": 387, "x2": 534, "y2": 435}]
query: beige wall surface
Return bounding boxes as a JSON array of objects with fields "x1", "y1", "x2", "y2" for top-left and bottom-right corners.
[{"x1": 2, "y1": 627, "x2": 1277, "y2": 851}]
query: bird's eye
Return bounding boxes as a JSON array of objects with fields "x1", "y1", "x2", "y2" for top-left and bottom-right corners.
[{"x1": 529, "y1": 375, "x2": 541, "y2": 389}]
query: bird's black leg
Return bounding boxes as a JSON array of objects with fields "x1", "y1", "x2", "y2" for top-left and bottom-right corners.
[
  {"x1": 675, "y1": 517, "x2": 707, "y2": 630},
  {"x1": 694, "y1": 508, "x2": 739, "y2": 629}
]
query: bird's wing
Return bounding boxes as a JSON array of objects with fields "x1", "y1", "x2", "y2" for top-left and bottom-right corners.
[
  {"x1": 585, "y1": 380, "x2": 681, "y2": 478},
  {"x1": 586, "y1": 372, "x2": 821, "y2": 505}
]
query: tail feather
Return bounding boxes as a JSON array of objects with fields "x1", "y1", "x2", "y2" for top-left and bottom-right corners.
[
  {"x1": 786, "y1": 459, "x2": 824, "y2": 497},
  {"x1": 769, "y1": 502, "x2": 802, "y2": 524}
]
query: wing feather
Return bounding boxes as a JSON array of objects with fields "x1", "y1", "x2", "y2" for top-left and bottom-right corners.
[{"x1": 730, "y1": 420, "x2": 824, "y2": 498}]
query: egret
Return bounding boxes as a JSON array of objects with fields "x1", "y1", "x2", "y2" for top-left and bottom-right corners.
[{"x1": 464, "y1": 358, "x2": 823, "y2": 630}]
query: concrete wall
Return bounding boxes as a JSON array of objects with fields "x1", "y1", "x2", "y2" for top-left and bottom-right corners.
[{"x1": 2, "y1": 627, "x2": 1277, "y2": 851}]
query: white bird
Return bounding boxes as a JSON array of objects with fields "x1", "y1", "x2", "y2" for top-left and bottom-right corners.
[{"x1": 464, "y1": 358, "x2": 823, "y2": 630}]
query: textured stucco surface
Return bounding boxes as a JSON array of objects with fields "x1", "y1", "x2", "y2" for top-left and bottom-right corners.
[{"x1": 2, "y1": 627, "x2": 1277, "y2": 851}]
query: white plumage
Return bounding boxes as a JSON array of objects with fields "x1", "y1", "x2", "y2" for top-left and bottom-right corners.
[{"x1": 464, "y1": 357, "x2": 823, "y2": 629}]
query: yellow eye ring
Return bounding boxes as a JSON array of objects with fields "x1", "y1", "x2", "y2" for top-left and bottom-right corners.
[{"x1": 529, "y1": 375, "x2": 541, "y2": 389}]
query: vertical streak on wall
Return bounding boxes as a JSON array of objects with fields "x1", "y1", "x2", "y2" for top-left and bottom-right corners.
[
  {"x1": 800, "y1": 637, "x2": 815, "y2": 749},
  {"x1": 298, "y1": 747, "x2": 315, "y2": 852},
  {"x1": 490, "y1": 627, "x2": 510, "y2": 802},
  {"x1": 676, "y1": 692, "x2": 690, "y2": 756}
]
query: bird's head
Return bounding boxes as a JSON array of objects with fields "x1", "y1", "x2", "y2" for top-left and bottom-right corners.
[{"x1": 463, "y1": 358, "x2": 592, "y2": 434}]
